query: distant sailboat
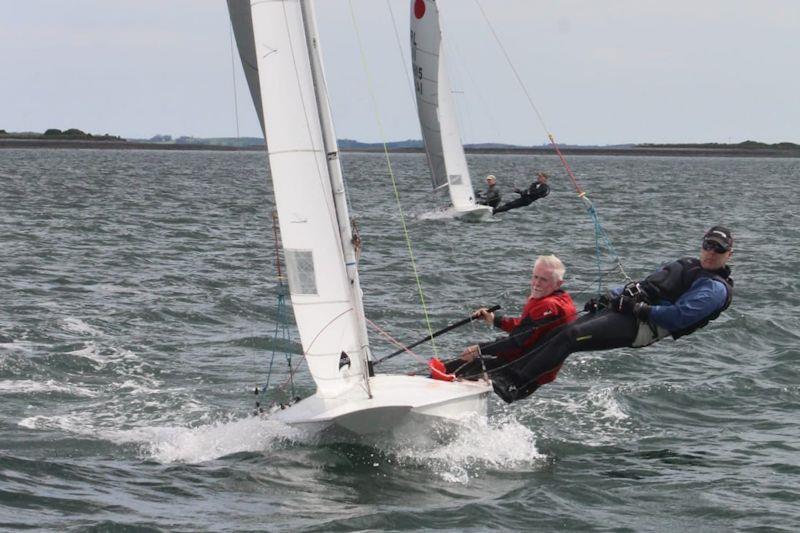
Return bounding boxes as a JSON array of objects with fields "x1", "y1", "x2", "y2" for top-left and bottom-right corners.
[
  {"x1": 226, "y1": 0, "x2": 490, "y2": 435},
  {"x1": 410, "y1": 0, "x2": 493, "y2": 221}
]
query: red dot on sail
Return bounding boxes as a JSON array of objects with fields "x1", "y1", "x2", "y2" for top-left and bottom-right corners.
[{"x1": 414, "y1": 0, "x2": 426, "y2": 19}]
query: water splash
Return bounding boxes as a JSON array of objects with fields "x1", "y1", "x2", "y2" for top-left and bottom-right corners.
[
  {"x1": 62, "y1": 317, "x2": 105, "y2": 337},
  {"x1": 108, "y1": 415, "x2": 304, "y2": 464},
  {"x1": 379, "y1": 412, "x2": 546, "y2": 483},
  {"x1": 416, "y1": 207, "x2": 458, "y2": 220}
]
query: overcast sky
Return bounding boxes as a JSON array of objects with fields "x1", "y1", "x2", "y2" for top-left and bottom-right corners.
[{"x1": 2, "y1": 0, "x2": 798, "y2": 145}]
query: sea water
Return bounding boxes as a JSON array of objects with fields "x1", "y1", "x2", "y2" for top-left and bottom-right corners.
[{"x1": 1, "y1": 148, "x2": 798, "y2": 531}]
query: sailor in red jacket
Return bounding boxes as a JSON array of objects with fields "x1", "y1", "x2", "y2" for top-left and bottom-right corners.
[{"x1": 445, "y1": 255, "x2": 577, "y2": 381}]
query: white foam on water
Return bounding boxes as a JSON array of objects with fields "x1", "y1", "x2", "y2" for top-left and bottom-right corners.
[
  {"x1": 537, "y1": 385, "x2": 635, "y2": 446},
  {"x1": 64, "y1": 341, "x2": 108, "y2": 365},
  {"x1": 64, "y1": 342, "x2": 139, "y2": 367},
  {"x1": 62, "y1": 317, "x2": 104, "y2": 337},
  {"x1": 0, "y1": 339, "x2": 35, "y2": 354},
  {"x1": 105, "y1": 415, "x2": 304, "y2": 464},
  {"x1": 417, "y1": 207, "x2": 458, "y2": 220},
  {"x1": 588, "y1": 386, "x2": 630, "y2": 421},
  {"x1": 115, "y1": 379, "x2": 161, "y2": 395},
  {"x1": 383, "y1": 412, "x2": 546, "y2": 483},
  {"x1": 0, "y1": 379, "x2": 97, "y2": 397},
  {"x1": 18, "y1": 413, "x2": 90, "y2": 432}
]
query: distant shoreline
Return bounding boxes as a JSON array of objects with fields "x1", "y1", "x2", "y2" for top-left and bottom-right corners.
[{"x1": 1, "y1": 137, "x2": 799, "y2": 158}]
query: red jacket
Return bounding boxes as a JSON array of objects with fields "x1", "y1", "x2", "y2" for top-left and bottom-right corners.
[{"x1": 481, "y1": 290, "x2": 577, "y2": 362}]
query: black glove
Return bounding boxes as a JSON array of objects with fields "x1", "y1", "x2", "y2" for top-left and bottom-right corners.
[
  {"x1": 583, "y1": 294, "x2": 609, "y2": 313},
  {"x1": 611, "y1": 295, "x2": 651, "y2": 320},
  {"x1": 610, "y1": 294, "x2": 636, "y2": 315},
  {"x1": 633, "y1": 302, "x2": 651, "y2": 320}
]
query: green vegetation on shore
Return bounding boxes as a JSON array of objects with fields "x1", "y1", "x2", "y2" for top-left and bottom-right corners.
[
  {"x1": 0, "y1": 128, "x2": 122, "y2": 141},
  {"x1": 640, "y1": 140, "x2": 800, "y2": 151},
  {"x1": 2, "y1": 129, "x2": 799, "y2": 157}
]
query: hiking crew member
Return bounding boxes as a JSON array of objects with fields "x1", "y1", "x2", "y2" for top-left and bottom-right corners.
[
  {"x1": 492, "y1": 226, "x2": 735, "y2": 403},
  {"x1": 493, "y1": 172, "x2": 550, "y2": 214}
]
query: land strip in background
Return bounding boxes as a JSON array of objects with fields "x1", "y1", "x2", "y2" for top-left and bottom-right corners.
[{"x1": 2, "y1": 130, "x2": 798, "y2": 158}]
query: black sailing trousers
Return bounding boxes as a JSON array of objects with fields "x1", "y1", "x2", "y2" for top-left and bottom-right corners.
[
  {"x1": 492, "y1": 196, "x2": 534, "y2": 214},
  {"x1": 508, "y1": 310, "x2": 640, "y2": 395}
]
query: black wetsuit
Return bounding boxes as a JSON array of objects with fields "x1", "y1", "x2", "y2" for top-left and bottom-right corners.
[
  {"x1": 492, "y1": 182, "x2": 549, "y2": 214},
  {"x1": 496, "y1": 311, "x2": 639, "y2": 399}
]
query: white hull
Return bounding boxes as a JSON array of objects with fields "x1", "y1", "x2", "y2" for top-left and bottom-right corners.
[
  {"x1": 453, "y1": 204, "x2": 493, "y2": 222},
  {"x1": 271, "y1": 374, "x2": 490, "y2": 435}
]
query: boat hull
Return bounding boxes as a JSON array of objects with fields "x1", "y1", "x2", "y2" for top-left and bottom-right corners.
[
  {"x1": 453, "y1": 204, "x2": 493, "y2": 222},
  {"x1": 270, "y1": 374, "x2": 490, "y2": 435}
]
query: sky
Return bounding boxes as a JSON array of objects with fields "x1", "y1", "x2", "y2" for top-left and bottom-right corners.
[{"x1": 2, "y1": 0, "x2": 798, "y2": 145}]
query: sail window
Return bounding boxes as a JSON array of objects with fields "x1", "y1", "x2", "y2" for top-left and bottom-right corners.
[
  {"x1": 448, "y1": 174, "x2": 463, "y2": 185},
  {"x1": 285, "y1": 250, "x2": 317, "y2": 295}
]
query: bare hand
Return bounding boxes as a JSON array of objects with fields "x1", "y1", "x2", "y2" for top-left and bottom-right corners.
[
  {"x1": 459, "y1": 344, "x2": 480, "y2": 362},
  {"x1": 472, "y1": 307, "x2": 494, "y2": 325}
]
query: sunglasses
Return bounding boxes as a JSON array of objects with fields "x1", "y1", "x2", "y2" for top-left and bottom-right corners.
[{"x1": 702, "y1": 240, "x2": 729, "y2": 253}]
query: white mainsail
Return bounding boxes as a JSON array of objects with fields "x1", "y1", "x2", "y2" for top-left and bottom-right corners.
[
  {"x1": 411, "y1": 0, "x2": 490, "y2": 219},
  {"x1": 230, "y1": 0, "x2": 370, "y2": 399},
  {"x1": 227, "y1": 0, "x2": 490, "y2": 434}
]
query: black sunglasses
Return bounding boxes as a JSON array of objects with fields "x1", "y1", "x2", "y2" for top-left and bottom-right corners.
[{"x1": 702, "y1": 240, "x2": 729, "y2": 253}]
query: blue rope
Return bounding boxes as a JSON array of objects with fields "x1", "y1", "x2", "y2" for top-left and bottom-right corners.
[
  {"x1": 264, "y1": 284, "x2": 294, "y2": 399},
  {"x1": 583, "y1": 198, "x2": 628, "y2": 293}
]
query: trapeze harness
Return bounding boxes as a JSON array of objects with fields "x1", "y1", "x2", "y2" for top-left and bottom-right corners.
[{"x1": 633, "y1": 257, "x2": 734, "y2": 344}]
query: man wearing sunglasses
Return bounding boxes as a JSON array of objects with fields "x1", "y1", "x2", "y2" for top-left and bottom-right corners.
[{"x1": 491, "y1": 226, "x2": 734, "y2": 403}]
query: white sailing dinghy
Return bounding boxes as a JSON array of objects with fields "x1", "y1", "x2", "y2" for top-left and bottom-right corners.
[
  {"x1": 226, "y1": 0, "x2": 490, "y2": 435},
  {"x1": 410, "y1": 0, "x2": 493, "y2": 222}
]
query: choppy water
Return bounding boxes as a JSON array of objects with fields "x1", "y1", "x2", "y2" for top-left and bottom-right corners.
[{"x1": 1, "y1": 148, "x2": 798, "y2": 531}]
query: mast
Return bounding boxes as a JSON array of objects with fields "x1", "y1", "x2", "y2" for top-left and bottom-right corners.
[{"x1": 300, "y1": 0, "x2": 373, "y2": 393}]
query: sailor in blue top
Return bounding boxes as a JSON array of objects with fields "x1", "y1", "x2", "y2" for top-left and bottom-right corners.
[
  {"x1": 636, "y1": 275, "x2": 730, "y2": 333},
  {"x1": 491, "y1": 226, "x2": 734, "y2": 403}
]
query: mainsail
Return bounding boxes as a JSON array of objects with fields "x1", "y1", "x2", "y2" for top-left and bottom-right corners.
[
  {"x1": 410, "y1": 0, "x2": 482, "y2": 212},
  {"x1": 228, "y1": 0, "x2": 371, "y2": 400}
]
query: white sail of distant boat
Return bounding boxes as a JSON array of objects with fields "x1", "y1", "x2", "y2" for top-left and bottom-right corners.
[
  {"x1": 226, "y1": 2, "x2": 264, "y2": 136},
  {"x1": 226, "y1": 0, "x2": 490, "y2": 434},
  {"x1": 410, "y1": 0, "x2": 493, "y2": 222}
]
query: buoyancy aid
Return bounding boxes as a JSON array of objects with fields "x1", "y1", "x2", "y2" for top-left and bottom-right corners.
[
  {"x1": 486, "y1": 289, "x2": 576, "y2": 361},
  {"x1": 637, "y1": 257, "x2": 733, "y2": 339}
]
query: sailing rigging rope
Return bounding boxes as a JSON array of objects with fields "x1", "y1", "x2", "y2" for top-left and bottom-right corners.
[
  {"x1": 347, "y1": 0, "x2": 441, "y2": 360},
  {"x1": 365, "y1": 318, "x2": 427, "y2": 366},
  {"x1": 385, "y1": 0, "x2": 417, "y2": 106},
  {"x1": 262, "y1": 212, "x2": 295, "y2": 403},
  {"x1": 228, "y1": 22, "x2": 241, "y2": 139},
  {"x1": 473, "y1": 0, "x2": 631, "y2": 290}
]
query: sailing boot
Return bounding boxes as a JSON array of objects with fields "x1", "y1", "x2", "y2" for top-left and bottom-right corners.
[{"x1": 491, "y1": 370, "x2": 522, "y2": 404}]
